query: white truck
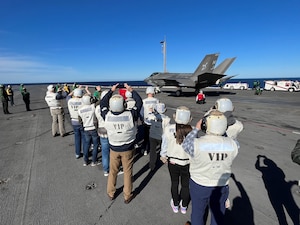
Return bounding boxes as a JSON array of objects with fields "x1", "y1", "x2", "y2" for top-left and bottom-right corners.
[
  {"x1": 264, "y1": 80, "x2": 300, "y2": 92},
  {"x1": 222, "y1": 82, "x2": 249, "y2": 90}
]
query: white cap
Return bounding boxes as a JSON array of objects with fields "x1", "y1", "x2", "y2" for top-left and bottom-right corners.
[
  {"x1": 205, "y1": 110, "x2": 227, "y2": 136},
  {"x1": 73, "y1": 88, "x2": 83, "y2": 97},
  {"x1": 174, "y1": 106, "x2": 191, "y2": 124},
  {"x1": 215, "y1": 98, "x2": 234, "y2": 112},
  {"x1": 125, "y1": 90, "x2": 132, "y2": 98},
  {"x1": 47, "y1": 85, "x2": 54, "y2": 91},
  {"x1": 146, "y1": 87, "x2": 155, "y2": 94},
  {"x1": 109, "y1": 94, "x2": 124, "y2": 112},
  {"x1": 82, "y1": 95, "x2": 91, "y2": 105},
  {"x1": 155, "y1": 103, "x2": 166, "y2": 114},
  {"x1": 100, "y1": 90, "x2": 109, "y2": 100}
]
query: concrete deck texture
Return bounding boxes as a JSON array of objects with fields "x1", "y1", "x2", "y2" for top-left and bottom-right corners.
[{"x1": 0, "y1": 85, "x2": 299, "y2": 225}]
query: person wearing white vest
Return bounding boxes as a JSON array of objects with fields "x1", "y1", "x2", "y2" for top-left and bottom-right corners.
[
  {"x1": 182, "y1": 110, "x2": 239, "y2": 225},
  {"x1": 45, "y1": 84, "x2": 67, "y2": 137},
  {"x1": 140, "y1": 86, "x2": 160, "y2": 156},
  {"x1": 160, "y1": 106, "x2": 193, "y2": 215},
  {"x1": 147, "y1": 102, "x2": 170, "y2": 171},
  {"x1": 205, "y1": 97, "x2": 243, "y2": 141},
  {"x1": 95, "y1": 90, "x2": 110, "y2": 176},
  {"x1": 101, "y1": 83, "x2": 142, "y2": 204},
  {"x1": 67, "y1": 86, "x2": 91, "y2": 159},
  {"x1": 78, "y1": 95, "x2": 100, "y2": 167}
]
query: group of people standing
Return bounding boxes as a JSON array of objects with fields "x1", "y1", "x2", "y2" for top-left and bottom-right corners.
[
  {"x1": 0, "y1": 84, "x2": 31, "y2": 114},
  {"x1": 44, "y1": 82, "x2": 243, "y2": 224}
]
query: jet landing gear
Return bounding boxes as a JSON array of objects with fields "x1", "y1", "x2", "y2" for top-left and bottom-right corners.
[{"x1": 175, "y1": 88, "x2": 182, "y2": 97}]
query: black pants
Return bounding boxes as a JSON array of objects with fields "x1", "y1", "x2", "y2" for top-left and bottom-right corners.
[
  {"x1": 149, "y1": 137, "x2": 161, "y2": 170},
  {"x1": 168, "y1": 162, "x2": 190, "y2": 207},
  {"x1": 2, "y1": 100, "x2": 9, "y2": 114}
]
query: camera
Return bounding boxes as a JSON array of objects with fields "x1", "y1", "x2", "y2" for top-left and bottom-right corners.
[{"x1": 118, "y1": 83, "x2": 124, "y2": 88}]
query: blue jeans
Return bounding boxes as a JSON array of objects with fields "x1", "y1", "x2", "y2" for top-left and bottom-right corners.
[
  {"x1": 100, "y1": 137, "x2": 110, "y2": 172},
  {"x1": 190, "y1": 179, "x2": 229, "y2": 225},
  {"x1": 83, "y1": 129, "x2": 99, "y2": 163},
  {"x1": 72, "y1": 124, "x2": 85, "y2": 157}
]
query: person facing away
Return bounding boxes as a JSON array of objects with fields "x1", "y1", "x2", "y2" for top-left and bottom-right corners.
[
  {"x1": 160, "y1": 106, "x2": 193, "y2": 215},
  {"x1": 100, "y1": 83, "x2": 142, "y2": 204},
  {"x1": 67, "y1": 87, "x2": 88, "y2": 159},
  {"x1": 125, "y1": 90, "x2": 136, "y2": 110},
  {"x1": 93, "y1": 85, "x2": 102, "y2": 105},
  {"x1": 182, "y1": 110, "x2": 239, "y2": 225},
  {"x1": 22, "y1": 88, "x2": 31, "y2": 111},
  {"x1": 140, "y1": 86, "x2": 160, "y2": 156},
  {"x1": 6, "y1": 85, "x2": 14, "y2": 106},
  {"x1": 45, "y1": 85, "x2": 67, "y2": 137},
  {"x1": 95, "y1": 90, "x2": 110, "y2": 176},
  {"x1": 196, "y1": 90, "x2": 206, "y2": 104},
  {"x1": 0, "y1": 84, "x2": 10, "y2": 114},
  {"x1": 78, "y1": 95, "x2": 100, "y2": 167},
  {"x1": 205, "y1": 97, "x2": 243, "y2": 141},
  {"x1": 147, "y1": 102, "x2": 170, "y2": 171}
]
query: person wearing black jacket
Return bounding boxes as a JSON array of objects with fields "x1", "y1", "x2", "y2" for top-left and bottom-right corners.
[{"x1": 0, "y1": 84, "x2": 10, "y2": 114}]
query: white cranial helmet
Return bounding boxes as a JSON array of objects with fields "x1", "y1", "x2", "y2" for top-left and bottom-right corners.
[
  {"x1": 205, "y1": 110, "x2": 227, "y2": 136},
  {"x1": 155, "y1": 103, "x2": 166, "y2": 114},
  {"x1": 100, "y1": 90, "x2": 109, "y2": 100},
  {"x1": 47, "y1": 85, "x2": 54, "y2": 91},
  {"x1": 82, "y1": 95, "x2": 91, "y2": 105},
  {"x1": 146, "y1": 86, "x2": 155, "y2": 94},
  {"x1": 215, "y1": 98, "x2": 234, "y2": 113},
  {"x1": 174, "y1": 106, "x2": 191, "y2": 124},
  {"x1": 109, "y1": 94, "x2": 124, "y2": 112},
  {"x1": 73, "y1": 88, "x2": 83, "y2": 97},
  {"x1": 125, "y1": 90, "x2": 132, "y2": 98}
]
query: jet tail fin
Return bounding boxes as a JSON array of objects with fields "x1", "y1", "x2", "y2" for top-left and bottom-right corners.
[
  {"x1": 191, "y1": 53, "x2": 219, "y2": 82},
  {"x1": 213, "y1": 57, "x2": 236, "y2": 75}
]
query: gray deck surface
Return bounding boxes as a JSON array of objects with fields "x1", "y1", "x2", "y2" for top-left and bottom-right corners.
[{"x1": 0, "y1": 85, "x2": 299, "y2": 225}]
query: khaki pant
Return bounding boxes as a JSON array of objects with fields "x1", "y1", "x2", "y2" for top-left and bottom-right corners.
[
  {"x1": 50, "y1": 108, "x2": 65, "y2": 136},
  {"x1": 107, "y1": 148, "x2": 135, "y2": 201}
]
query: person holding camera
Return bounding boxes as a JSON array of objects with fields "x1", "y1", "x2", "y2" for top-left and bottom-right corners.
[
  {"x1": 100, "y1": 83, "x2": 142, "y2": 204},
  {"x1": 160, "y1": 106, "x2": 192, "y2": 214},
  {"x1": 45, "y1": 85, "x2": 67, "y2": 137},
  {"x1": 182, "y1": 110, "x2": 239, "y2": 225}
]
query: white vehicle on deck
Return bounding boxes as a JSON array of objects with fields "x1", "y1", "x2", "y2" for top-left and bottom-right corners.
[
  {"x1": 222, "y1": 82, "x2": 249, "y2": 90},
  {"x1": 264, "y1": 80, "x2": 300, "y2": 92}
]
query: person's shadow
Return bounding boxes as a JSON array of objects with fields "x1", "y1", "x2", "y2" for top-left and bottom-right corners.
[
  {"x1": 255, "y1": 155, "x2": 299, "y2": 225},
  {"x1": 225, "y1": 173, "x2": 255, "y2": 225}
]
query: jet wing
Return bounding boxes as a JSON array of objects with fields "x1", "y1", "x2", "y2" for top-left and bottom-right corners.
[{"x1": 195, "y1": 73, "x2": 226, "y2": 89}]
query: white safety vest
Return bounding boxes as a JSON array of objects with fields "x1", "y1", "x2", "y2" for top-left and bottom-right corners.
[
  {"x1": 45, "y1": 92, "x2": 62, "y2": 109},
  {"x1": 141, "y1": 97, "x2": 159, "y2": 125},
  {"x1": 104, "y1": 111, "x2": 136, "y2": 146},
  {"x1": 126, "y1": 98, "x2": 136, "y2": 110},
  {"x1": 190, "y1": 134, "x2": 239, "y2": 187},
  {"x1": 163, "y1": 124, "x2": 190, "y2": 166},
  {"x1": 67, "y1": 98, "x2": 83, "y2": 121},
  {"x1": 78, "y1": 104, "x2": 96, "y2": 131},
  {"x1": 226, "y1": 119, "x2": 243, "y2": 141}
]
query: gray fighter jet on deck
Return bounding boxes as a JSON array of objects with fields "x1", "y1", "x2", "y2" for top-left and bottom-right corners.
[{"x1": 144, "y1": 53, "x2": 236, "y2": 96}]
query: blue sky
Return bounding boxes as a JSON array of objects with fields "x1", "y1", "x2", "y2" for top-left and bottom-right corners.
[{"x1": 1, "y1": 0, "x2": 300, "y2": 84}]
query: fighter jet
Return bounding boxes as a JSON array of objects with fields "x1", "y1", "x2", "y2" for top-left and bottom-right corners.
[{"x1": 144, "y1": 53, "x2": 236, "y2": 96}]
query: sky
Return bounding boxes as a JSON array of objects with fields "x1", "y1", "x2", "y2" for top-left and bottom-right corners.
[{"x1": 1, "y1": 0, "x2": 300, "y2": 84}]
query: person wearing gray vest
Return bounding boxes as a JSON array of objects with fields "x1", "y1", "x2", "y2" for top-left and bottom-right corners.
[
  {"x1": 101, "y1": 83, "x2": 142, "y2": 204},
  {"x1": 182, "y1": 110, "x2": 239, "y2": 225},
  {"x1": 160, "y1": 106, "x2": 192, "y2": 215},
  {"x1": 45, "y1": 85, "x2": 66, "y2": 137}
]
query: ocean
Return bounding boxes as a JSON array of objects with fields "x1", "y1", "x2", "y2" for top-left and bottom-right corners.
[{"x1": 6, "y1": 77, "x2": 300, "y2": 89}]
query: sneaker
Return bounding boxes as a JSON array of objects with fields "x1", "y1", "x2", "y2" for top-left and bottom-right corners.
[
  {"x1": 170, "y1": 199, "x2": 179, "y2": 213},
  {"x1": 143, "y1": 150, "x2": 148, "y2": 156},
  {"x1": 180, "y1": 200, "x2": 187, "y2": 214},
  {"x1": 83, "y1": 162, "x2": 88, "y2": 167},
  {"x1": 91, "y1": 161, "x2": 101, "y2": 167},
  {"x1": 104, "y1": 171, "x2": 109, "y2": 177},
  {"x1": 76, "y1": 155, "x2": 80, "y2": 159},
  {"x1": 117, "y1": 169, "x2": 124, "y2": 175},
  {"x1": 225, "y1": 198, "x2": 231, "y2": 209}
]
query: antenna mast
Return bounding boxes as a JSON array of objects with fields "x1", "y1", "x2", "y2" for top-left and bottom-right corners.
[{"x1": 160, "y1": 36, "x2": 167, "y2": 72}]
